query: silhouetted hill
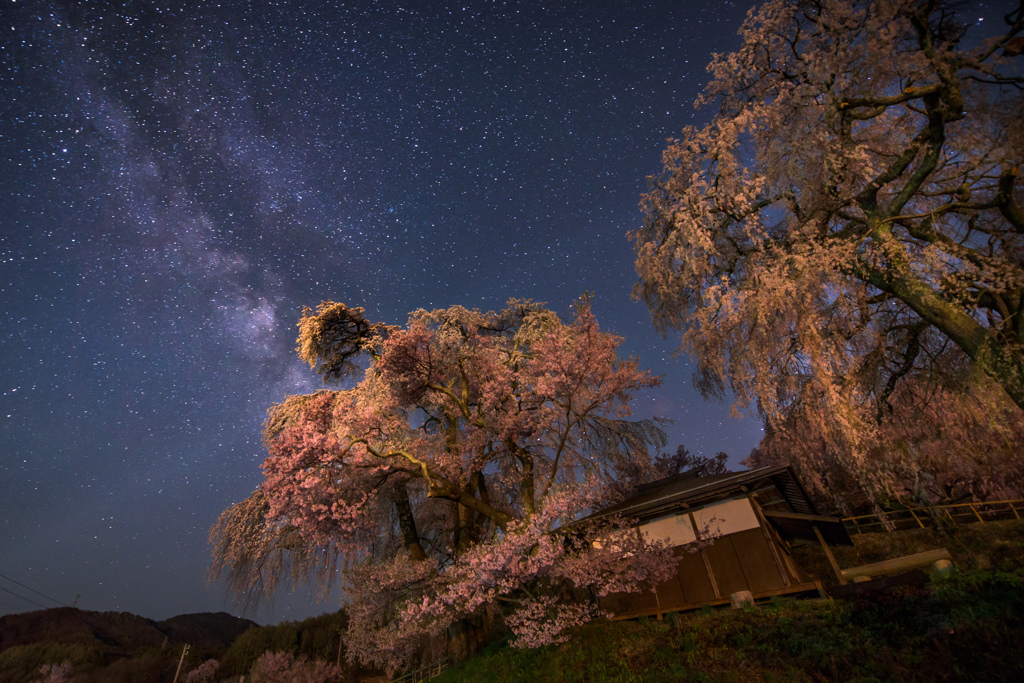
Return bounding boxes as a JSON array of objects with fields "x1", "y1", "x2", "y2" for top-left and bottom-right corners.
[
  {"x1": 156, "y1": 611, "x2": 257, "y2": 651},
  {"x1": 0, "y1": 607, "x2": 165, "y2": 654},
  {"x1": 0, "y1": 607, "x2": 256, "y2": 683},
  {"x1": 0, "y1": 607, "x2": 256, "y2": 655}
]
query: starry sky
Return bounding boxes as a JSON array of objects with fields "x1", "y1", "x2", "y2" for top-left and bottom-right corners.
[{"x1": 0, "y1": 0, "x2": 1009, "y2": 625}]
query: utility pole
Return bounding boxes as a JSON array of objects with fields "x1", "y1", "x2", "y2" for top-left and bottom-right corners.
[
  {"x1": 172, "y1": 643, "x2": 190, "y2": 683},
  {"x1": 336, "y1": 626, "x2": 343, "y2": 668}
]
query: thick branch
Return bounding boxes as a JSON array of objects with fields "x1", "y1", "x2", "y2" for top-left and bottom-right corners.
[
  {"x1": 839, "y1": 84, "x2": 941, "y2": 111},
  {"x1": 855, "y1": 127, "x2": 931, "y2": 210},
  {"x1": 362, "y1": 441, "x2": 516, "y2": 530},
  {"x1": 859, "y1": 233, "x2": 1024, "y2": 410}
]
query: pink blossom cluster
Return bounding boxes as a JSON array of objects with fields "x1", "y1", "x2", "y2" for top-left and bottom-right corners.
[
  {"x1": 248, "y1": 651, "x2": 344, "y2": 683},
  {"x1": 342, "y1": 483, "x2": 674, "y2": 669},
  {"x1": 35, "y1": 662, "x2": 72, "y2": 683},
  {"x1": 184, "y1": 659, "x2": 220, "y2": 683}
]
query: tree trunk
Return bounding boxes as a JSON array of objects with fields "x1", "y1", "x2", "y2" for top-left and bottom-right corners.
[
  {"x1": 394, "y1": 485, "x2": 427, "y2": 562},
  {"x1": 446, "y1": 614, "x2": 487, "y2": 664},
  {"x1": 520, "y1": 456, "x2": 535, "y2": 516}
]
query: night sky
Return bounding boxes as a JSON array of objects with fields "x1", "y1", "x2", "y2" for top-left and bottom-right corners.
[{"x1": 0, "y1": 0, "x2": 1007, "y2": 625}]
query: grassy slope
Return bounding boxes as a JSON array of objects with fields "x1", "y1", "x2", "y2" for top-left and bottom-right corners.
[{"x1": 436, "y1": 520, "x2": 1024, "y2": 683}]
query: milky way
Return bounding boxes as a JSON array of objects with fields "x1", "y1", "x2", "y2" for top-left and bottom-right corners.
[{"x1": 6, "y1": 0, "x2": 1006, "y2": 624}]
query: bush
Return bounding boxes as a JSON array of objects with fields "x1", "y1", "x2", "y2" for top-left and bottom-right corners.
[
  {"x1": 184, "y1": 659, "x2": 219, "y2": 683},
  {"x1": 34, "y1": 663, "x2": 72, "y2": 683},
  {"x1": 248, "y1": 651, "x2": 344, "y2": 683}
]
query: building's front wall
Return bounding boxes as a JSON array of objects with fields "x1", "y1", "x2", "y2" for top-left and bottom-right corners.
[{"x1": 599, "y1": 497, "x2": 803, "y2": 617}]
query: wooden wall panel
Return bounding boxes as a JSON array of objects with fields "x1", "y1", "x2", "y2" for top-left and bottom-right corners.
[
  {"x1": 677, "y1": 550, "x2": 717, "y2": 604},
  {"x1": 598, "y1": 515, "x2": 813, "y2": 617},
  {"x1": 704, "y1": 535, "x2": 749, "y2": 596},
  {"x1": 731, "y1": 528, "x2": 786, "y2": 593},
  {"x1": 655, "y1": 572, "x2": 685, "y2": 608}
]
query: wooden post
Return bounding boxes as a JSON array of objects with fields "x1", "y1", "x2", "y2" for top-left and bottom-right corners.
[
  {"x1": 969, "y1": 503, "x2": 984, "y2": 523},
  {"x1": 689, "y1": 511, "x2": 720, "y2": 599},
  {"x1": 748, "y1": 495, "x2": 791, "y2": 587},
  {"x1": 172, "y1": 643, "x2": 189, "y2": 683},
  {"x1": 813, "y1": 525, "x2": 846, "y2": 586},
  {"x1": 907, "y1": 507, "x2": 925, "y2": 529},
  {"x1": 336, "y1": 627, "x2": 343, "y2": 667}
]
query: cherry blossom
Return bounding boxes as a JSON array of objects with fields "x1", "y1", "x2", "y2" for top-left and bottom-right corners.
[
  {"x1": 633, "y1": 0, "x2": 1024, "y2": 504},
  {"x1": 211, "y1": 299, "x2": 673, "y2": 671}
]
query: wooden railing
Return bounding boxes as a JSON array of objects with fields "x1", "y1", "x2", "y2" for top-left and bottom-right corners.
[
  {"x1": 391, "y1": 657, "x2": 448, "y2": 683},
  {"x1": 843, "y1": 499, "x2": 1024, "y2": 534}
]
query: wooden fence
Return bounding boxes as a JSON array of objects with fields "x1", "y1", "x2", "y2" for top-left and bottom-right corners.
[
  {"x1": 843, "y1": 499, "x2": 1024, "y2": 534},
  {"x1": 390, "y1": 657, "x2": 448, "y2": 683}
]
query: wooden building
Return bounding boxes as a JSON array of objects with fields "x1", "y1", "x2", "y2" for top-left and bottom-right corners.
[{"x1": 587, "y1": 465, "x2": 852, "y2": 619}]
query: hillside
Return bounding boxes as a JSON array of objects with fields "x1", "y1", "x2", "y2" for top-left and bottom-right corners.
[
  {"x1": 0, "y1": 608, "x2": 255, "y2": 683},
  {"x1": 434, "y1": 519, "x2": 1024, "y2": 682},
  {"x1": 434, "y1": 567, "x2": 1024, "y2": 682}
]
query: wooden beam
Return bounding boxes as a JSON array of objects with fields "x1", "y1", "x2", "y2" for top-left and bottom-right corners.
[
  {"x1": 748, "y1": 495, "x2": 791, "y2": 587},
  {"x1": 761, "y1": 510, "x2": 845, "y2": 524},
  {"x1": 689, "y1": 511, "x2": 721, "y2": 599},
  {"x1": 813, "y1": 524, "x2": 846, "y2": 586},
  {"x1": 840, "y1": 548, "x2": 952, "y2": 580}
]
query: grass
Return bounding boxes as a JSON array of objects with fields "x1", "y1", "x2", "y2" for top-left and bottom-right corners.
[
  {"x1": 435, "y1": 520, "x2": 1024, "y2": 683},
  {"x1": 436, "y1": 570, "x2": 1024, "y2": 682}
]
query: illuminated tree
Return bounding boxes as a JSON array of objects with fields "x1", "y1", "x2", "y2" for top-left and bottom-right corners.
[
  {"x1": 210, "y1": 299, "x2": 674, "y2": 671},
  {"x1": 632, "y1": 0, "x2": 1024, "y2": 500},
  {"x1": 745, "y1": 370, "x2": 1024, "y2": 510}
]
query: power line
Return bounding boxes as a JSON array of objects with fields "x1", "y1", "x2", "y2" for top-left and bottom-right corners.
[
  {"x1": 0, "y1": 571, "x2": 71, "y2": 608},
  {"x1": 0, "y1": 584, "x2": 48, "y2": 610}
]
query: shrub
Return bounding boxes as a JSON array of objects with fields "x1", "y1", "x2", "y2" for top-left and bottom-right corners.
[
  {"x1": 34, "y1": 662, "x2": 72, "y2": 683},
  {"x1": 248, "y1": 650, "x2": 343, "y2": 683},
  {"x1": 185, "y1": 659, "x2": 219, "y2": 683}
]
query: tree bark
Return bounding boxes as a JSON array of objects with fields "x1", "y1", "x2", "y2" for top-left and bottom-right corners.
[{"x1": 394, "y1": 485, "x2": 428, "y2": 562}]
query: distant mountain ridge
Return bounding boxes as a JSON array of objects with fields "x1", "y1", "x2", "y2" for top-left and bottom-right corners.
[
  {"x1": 0, "y1": 607, "x2": 258, "y2": 682},
  {"x1": 0, "y1": 607, "x2": 256, "y2": 654}
]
